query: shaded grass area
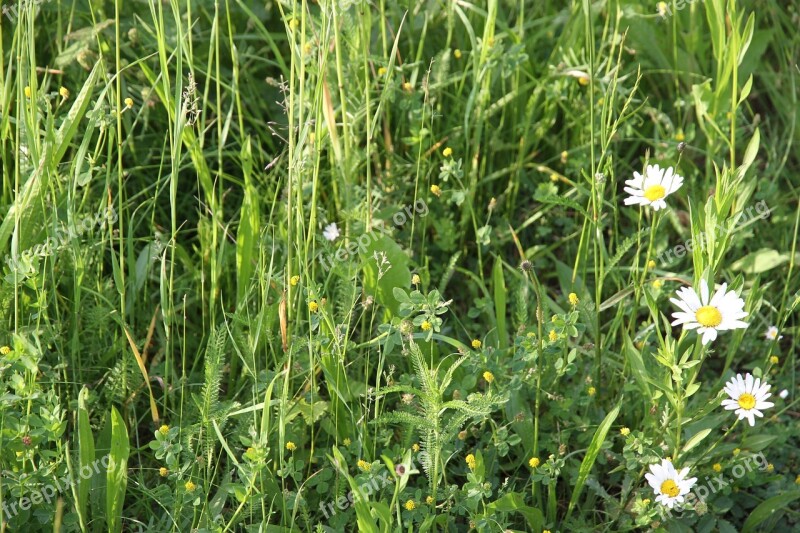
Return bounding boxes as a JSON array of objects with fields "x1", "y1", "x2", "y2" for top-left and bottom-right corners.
[{"x1": 0, "y1": 0, "x2": 799, "y2": 531}]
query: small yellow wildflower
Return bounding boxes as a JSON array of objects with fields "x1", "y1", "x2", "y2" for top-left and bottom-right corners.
[
  {"x1": 124, "y1": 97, "x2": 134, "y2": 109},
  {"x1": 568, "y1": 292, "x2": 579, "y2": 306},
  {"x1": 308, "y1": 301, "x2": 319, "y2": 313},
  {"x1": 286, "y1": 441, "x2": 296, "y2": 452},
  {"x1": 377, "y1": 66, "x2": 387, "y2": 76},
  {"x1": 402, "y1": 81, "x2": 413, "y2": 92},
  {"x1": 674, "y1": 130, "x2": 685, "y2": 142},
  {"x1": 767, "y1": 463, "x2": 774, "y2": 472},
  {"x1": 343, "y1": 437, "x2": 351, "y2": 446},
  {"x1": 0, "y1": 346, "x2": 10, "y2": 355},
  {"x1": 357, "y1": 459, "x2": 371, "y2": 472},
  {"x1": 483, "y1": 371, "x2": 494, "y2": 384},
  {"x1": 430, "y1": 184, "x2": 442, "y2": 197},
  {"x1": 588, "y1": 386, "x2": 596, "y2": 396},
  {"x1": 421, "y1": 320, "x2": 432, "y2": 331},
  {"x1": 548, "y1": 330, "x2": 558, "y2": 342},
  {"x1": 184, "y1": 480, "x2": 196, "y2": 492},
  {"x1": 404, "y1": 499, "x2": 415, "y2": 511},
  {"x1": 652, "y1": 279, "x2": 664, "y2": 289},
  {"x1": 795, "y1": 474, "x2": 800, "y2": 485},
  {"x1": 529, "y1": 457, "x2": 540, "y2": 468},
  {"x1": 24, "y1": 86, "x2": 31, "y2": 98},
  {"x1": 560, "y1": 150, "x2": 568, "y2": 164},
  {"x1": 471, "y1": 339, "x2": 482, "y2": 349},
  {"x1": 412, "y1": 443, "x2": 420, "y2": 452},
  {"x1": 732, "y1": 448, "x2": 741, "y2": 457},
  {"x1": 426, "y1": 495, "x2": 434, "y2": 505},
  {"x1": 454, "y1": 49, "x2": 462, "y2": 59},
  {"x1": 443, "y1": 147, "x2": 453, "y2": 157},
  {"x1": 466, "y1": 454, "x2": 476, "y2": 470},
  {"x1": 642, "y1": 498, "x2": 651, "y2": 505},
  {"x1": 769, "y1": 356, "x2": 779, "y2": 364},
  {"x1": 578, "y1": 75, "x2": 590, "y2": 86},
  {"x1": 289, "y1": 18, "x2": 300, "y2": 30},
  {"x1": 543, "y1": 530, "x2": 552, "y2": 533},
  {"x1": 159, "y1": 425, "x2": 170, "y2": 436},
  {"x1": 412, "y1": 274, "x2": 421, "y2": 285},
  {"x1": 657, "y1": 2, "x2": 668, "y2": 17},
  {"x1": 550, "y1": 173, "x2": 559, "y2": 182},
  {"x1": 159, "y1": 467, "x2": 169, "y2": 477},
  {"x1": 59, "y1": 86, "x2": 69, "y2": 99},
  {"x1": 620, "y1": 427, "x2": 630, "y2": 436},
  {"x1": 647, "y1": 260, "x2": 656, "y2": 269},
  {"x1": 713, "y1": 463, "x2": 722, "y2": 473},
  {"x1": 303, "y1": 43, "x2": 313, "y2": 55},
  {"x1": 290, "y1": 275, "x2": 300, "y2": 286}
]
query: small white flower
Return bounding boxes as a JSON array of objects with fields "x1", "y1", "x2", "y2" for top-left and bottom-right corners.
[
  {"x1": 623, "y1": 164, "x2": 684, "y2": 211},
  {"x1": 721, "y1": 373, "x2": 774, "y2": 426},
  {"x1": 670, "y1": 279, "x2": 748, "y2": 345},
  {"x1": 645, "y1": 459, "x2": 697, "y2": 509},
  {"x1": 323, "y1": 222, "x2": 340, "y2": 242},
  {"x1": 779, "y1": 389, "x2": 789, "y2": 400},
  {"x1": 764, "y1": 326, "x2": 783, "y2": 341}
]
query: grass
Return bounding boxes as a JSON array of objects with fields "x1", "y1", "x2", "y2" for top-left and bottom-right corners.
[{"x1": 1, "y1": 0, "x2": 799, "y2": 531}]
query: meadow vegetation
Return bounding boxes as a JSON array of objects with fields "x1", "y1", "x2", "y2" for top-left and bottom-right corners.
[{"x1": 1, "y1": 0, "x2": 799, "y2": 531}]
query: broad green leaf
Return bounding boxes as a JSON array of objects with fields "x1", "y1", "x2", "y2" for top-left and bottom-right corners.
[
  {"x1": 742, "y1": 490, "x2": 800, "y2": 533},
  {"x1": 731, "y1": 249, "x2": 791, "y2": 274},
  {"x1": 76, "y1": 387, "x2": 95, "y2": 530},
  {"x1": 361, "y1": 235, "x2": 412, "y2": 316},
  {"x1": 566, "y1": 400, "x2": 621, "y2": 519},
  {"x1": 682, "y1": 428, "x2": 712, "y2": 453},
  {"x1": 236, "y1": 136, "x2": 261, "y2": 305},
  {"x1": 741, "y1": 434, "x2": 777, "y2": 452},
  {"x1": 106, "y1": 407, "x2": 129, "y2": 533},
  {"x1": 488, "y1": 492, "x2": 543, "y2": 529}
]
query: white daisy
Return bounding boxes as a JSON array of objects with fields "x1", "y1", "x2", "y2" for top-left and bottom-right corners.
[
  {"x1": 623, "y1": 164, "x2": 683, "y2": 211},
  {"x1": 764, "y1": 326, "x2": 783, "y2": 341},
  {"x1": 323, "y1": 222, "x2": 340, "y2": 242},
  {"x1": 645, "y1": 459, "x2": 697, "y2": 509},
  {"x1": 721, "y1": 373, "x2": 774, "y2": 426},
  {"x1": 670, "y1": 279, "x2": 748, "y2": 345}
]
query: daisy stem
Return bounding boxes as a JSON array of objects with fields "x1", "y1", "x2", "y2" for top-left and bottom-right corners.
[
  {"x1": 525, "y1": 266, "x2": 545, "y2": 502},
  {"x1": 640, "y1": 210, "x2": 659, "y2": 290},
  {"x1": 675, "y1": 340, "x2": 705, "y2": 461},
  {"x1": 691, "y1": 420, "x2": 738, "y2": 468},
  {"x1": 684, "y1": 341, "x2": 708, "y2": 398}
]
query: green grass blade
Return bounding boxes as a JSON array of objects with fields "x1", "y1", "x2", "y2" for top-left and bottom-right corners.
[{"x1": 566, "y1": 400, "x2": 621, "y2": 520}]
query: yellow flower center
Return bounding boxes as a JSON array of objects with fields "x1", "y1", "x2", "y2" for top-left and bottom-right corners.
[
  {"x1": 660, "y1": 479, "x2": 680, "y2": 498},
  {"x1": 738, "y1": 393, "x2": 756, "y2": 410},
  {"x1": 695, "y1": 306, "x2": 722, "y2": 327},
  {"x1": 644, "y1": 184, "x2": 666, "y2": 202}
]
